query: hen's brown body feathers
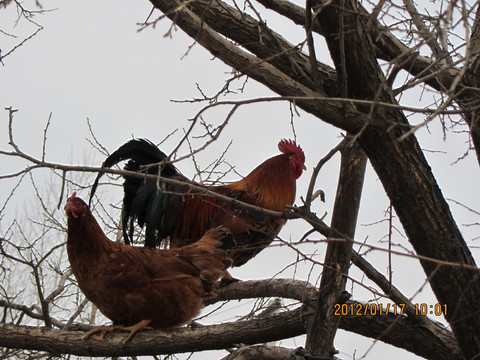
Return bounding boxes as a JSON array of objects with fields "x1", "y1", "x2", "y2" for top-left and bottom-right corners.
[{"x1": 65, "y1": 193, "x2": 231, "y2": 338}]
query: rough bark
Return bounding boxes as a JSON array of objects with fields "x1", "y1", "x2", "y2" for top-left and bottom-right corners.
[
  {"x1": 220, "y1": 345, "x2": 319, "y2": 360},
  {"x1": 190, "y1": 0, "x2": 339, "y2": 95}
]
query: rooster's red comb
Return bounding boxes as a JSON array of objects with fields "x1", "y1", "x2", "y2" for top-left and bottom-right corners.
[{"x1": 278, "y1": 139, "x2": 305, "y2": 164}]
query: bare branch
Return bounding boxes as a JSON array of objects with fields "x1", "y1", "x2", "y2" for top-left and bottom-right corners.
[{"x1": 402, "y1": 0, "x2": 452, "y2": 65}]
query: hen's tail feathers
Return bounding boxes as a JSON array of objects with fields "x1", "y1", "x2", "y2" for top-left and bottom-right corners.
[
  {"x1": 186, "y1": 227, "x2": 235, "y2": 296},
  {"x1": 89, "y1": 139, "x2": 178, "y2": 245}
]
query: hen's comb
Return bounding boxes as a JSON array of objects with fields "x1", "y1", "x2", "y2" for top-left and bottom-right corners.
[{"x1": 67, "y1": 192, "x2": 77, "y2": 202}]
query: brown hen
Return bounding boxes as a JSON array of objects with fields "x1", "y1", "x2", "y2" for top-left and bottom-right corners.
[{"x1": 65, "y1": 192, "x2": 232, "y2": 342}]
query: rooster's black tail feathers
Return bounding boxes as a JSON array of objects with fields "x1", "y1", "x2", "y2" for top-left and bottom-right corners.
[{"x1": 89, "y1": 139, "x2": 178, "y2": 245}]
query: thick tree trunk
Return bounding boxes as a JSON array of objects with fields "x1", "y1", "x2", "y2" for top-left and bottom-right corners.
[
  {"x1": 315, "y1": 0, "x2": 480, "y2": 357},
  {"x1": 459, "y1": 2, "x2": 480, "y2": 166},
  {"x1": 305, "y1": 140, "x2": 367, "y2": 356},
  {"x1": 357, "y1": 122, "x2": 480, "y2": 357}
]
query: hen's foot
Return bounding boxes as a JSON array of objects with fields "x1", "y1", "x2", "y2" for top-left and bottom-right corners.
[
  {"x1": 122, "y1": 319, "x2": 154, "y2": 343},
  {"x1": 82, "y1": 319, "x2": 153, "y2": 343}
]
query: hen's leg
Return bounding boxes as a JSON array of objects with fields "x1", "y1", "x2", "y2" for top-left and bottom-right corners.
[
  {"x1": 122, "y1": 319, "x2": 153, "y2": 343},
  {"x1": 82, "y1": 325, "x2": 118, "y2": 341},
  {"x1": 82, "y1": 319, "x2": 153, "y2": 343}
]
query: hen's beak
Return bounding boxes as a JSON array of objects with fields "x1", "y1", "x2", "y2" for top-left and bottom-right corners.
[{"x1": 64, "y1": 203, "x2": 78, "y2": 218}]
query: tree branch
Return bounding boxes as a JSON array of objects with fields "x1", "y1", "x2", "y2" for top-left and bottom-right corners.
[
  {"x1": 306, "y1": 140, "x2": 367, "y2": 356},
  {"x1": 0, "y1": 279, "x2": 461, "y2": 359},
  {"x1": 148, "y1": 0, "x2": 363, "y2": 133},
  {"x1": 255, "y1": 0, "x2": 480, "y2": 162}
]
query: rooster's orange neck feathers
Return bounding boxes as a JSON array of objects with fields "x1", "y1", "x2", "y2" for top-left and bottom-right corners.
[{"x1": 226, "y1": 153, "x2": 298, "y2": 211}]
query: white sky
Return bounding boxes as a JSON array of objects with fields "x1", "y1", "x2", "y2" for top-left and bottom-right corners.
[{"x1": 1, "y1": 1, "x2": 479, "y2": 359}]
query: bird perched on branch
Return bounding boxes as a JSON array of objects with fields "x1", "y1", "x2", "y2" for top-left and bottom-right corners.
[
  {"x1": 65, "y1": 192, "x2": 233, "y2": 343},
  {"x1": 90, "y1": 138, "x2": 305, "y2": 267}
]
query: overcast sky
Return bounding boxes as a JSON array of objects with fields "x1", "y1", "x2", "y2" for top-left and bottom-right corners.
[{"x1": 1, "y1": 1, "x2": 479, "y2": 359}]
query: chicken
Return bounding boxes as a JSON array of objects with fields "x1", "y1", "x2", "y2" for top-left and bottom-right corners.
[
  {"x1": 64, "y1": 192, "x2": 233, "y2": 343},
  {"x1": 90, "y1": 138, "x2": 305, "y2": 267}
]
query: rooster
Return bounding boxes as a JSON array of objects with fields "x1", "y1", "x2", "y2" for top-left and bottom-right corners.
[
  {"x1": 90, "y1": 139, "x2": 305, "y2": 267},
  {"x1": 65, "y1": 192, "x2": 233, "y2": 343}
]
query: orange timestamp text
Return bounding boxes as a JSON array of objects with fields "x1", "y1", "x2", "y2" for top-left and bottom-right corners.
[{"x1": 334, "y1": 303, "x2": 447, "y2": 316}]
